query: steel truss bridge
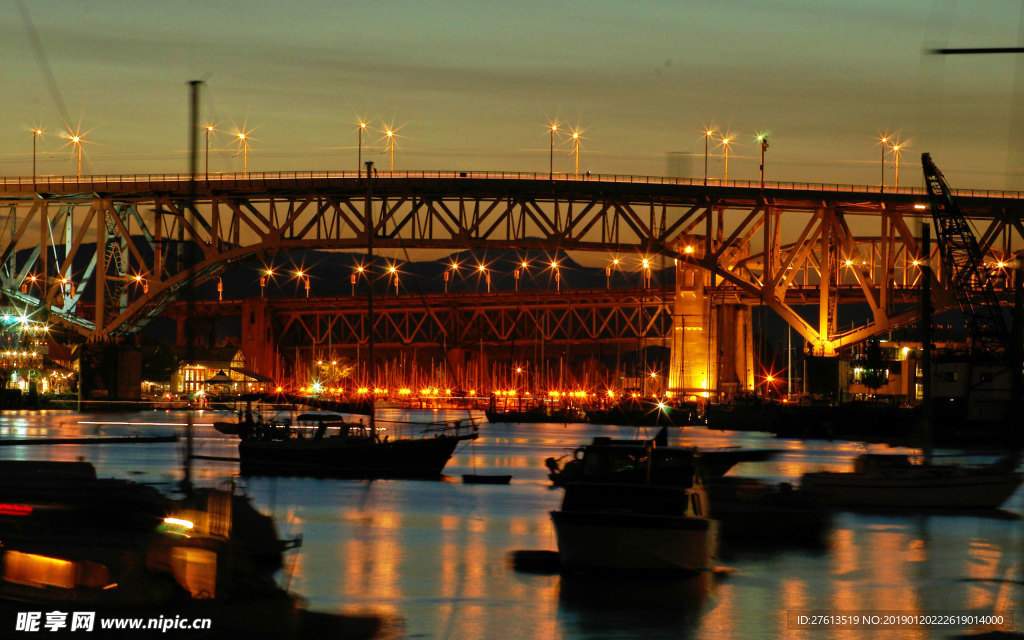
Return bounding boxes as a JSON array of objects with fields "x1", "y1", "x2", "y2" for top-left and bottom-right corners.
[{"x1": 1, "y1": 170, "x2": 1022, "y2": 359}]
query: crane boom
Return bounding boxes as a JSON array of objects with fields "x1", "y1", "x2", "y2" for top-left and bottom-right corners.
[{"x1": 921, "y1": 153, "x2": 1008, "y2": 358}]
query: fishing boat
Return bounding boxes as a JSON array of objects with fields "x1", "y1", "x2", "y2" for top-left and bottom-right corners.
[
  {"x1": 545, "y1": 427, "x2": 781, "y2": 485},
  {"x1": 800, "y1": 452, "x2": 1022, "y2": 509},
  {"x1": 551, "y1": 448, "x2": 717, "y2": 573},
  {"x1": 0, "y1": 460, "x2": 317, "y2": 637},
  {"x1": 238, "y1": 412, "x2": 478, "y2": 478}
]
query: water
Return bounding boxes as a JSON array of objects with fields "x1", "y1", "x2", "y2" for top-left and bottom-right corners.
[{"x1": 0, "y1": 410, "x2": 1021, "y2": 639}]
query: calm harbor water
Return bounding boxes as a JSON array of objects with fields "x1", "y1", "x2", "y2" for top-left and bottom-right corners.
[{"x1": 0, "y1": 409, "x2": 1020, "y2": 640}]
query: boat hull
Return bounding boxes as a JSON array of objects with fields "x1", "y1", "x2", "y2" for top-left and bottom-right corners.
[
  {"x1": 551, "y1": 510, "x2": 717, "y2": 573},
  {"x1": 238, "y1": 435, "x2": 467, "y2": 478},
  {"x1": 801, "y1": 470, "x2": 1023, "y2": 509}
]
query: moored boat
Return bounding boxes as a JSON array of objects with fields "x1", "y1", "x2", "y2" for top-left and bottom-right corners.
[
  {"x1": 238, "y1": 414, "x2": 478, "y2": 478},
  {"x1": 800, "y1": 453, "x2": 1023, "y2": 509},
  {"x1": 551, "y1": 478, "x2": 718, "y2": 573}
]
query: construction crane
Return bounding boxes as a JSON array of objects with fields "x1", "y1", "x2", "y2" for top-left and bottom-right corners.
[{"x1": 921, "y1": 153, "x2": 1010, "y2": 359}]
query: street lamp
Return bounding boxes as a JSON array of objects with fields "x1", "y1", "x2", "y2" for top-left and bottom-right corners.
[
  {"x1": 444, "y1": 261, "x2": 459, "y2": 293},
  {"x1": 549, "y1": 123, "x2": 559, "y2": 179},
  {"x1": 352, "y1": 265, "x2": 365, "y2": 295},
  {"x1": 477, "y1": 264, "x2": 490, "y2": 292},
  {"x1": 606, "y1": 257, "x2": 620, "y2": 289},
  {"x1": 69, "y1": 133, "x2": 83, "y2": 180},
  {"x1": 259, "y1": 267, "x2": 274, "y2": 297},
  {"x1": 388, "y1": 264, "x2": 400, "y2": 295},
  {"x1": 891, "y1": 143, "x2": 903, "y2": 190},
  {"x1": 569, "y1": 129, "x2": 581, "y2": 179},
  {"x1": 384, "y1": 128, "x2": 395, "y2": 174},
  {"x1": 641, "y1": 257, "x2": 651, "y2": 288},
  {"x1": 205, "y1": 125, "x2": 214, "y2": 181},
  {"x1": 757, "y1": 134, "x2": 769, "y2": 189},
  {"x1": 32, "y1": 128, "x2": 44, "y2": 186},
  {"x1": 550, "y1": 260, "x2": 560, "y2": 291},
  {"x1": 721, "y1": 137, "x2": 731, "y2": 182},
  {"x1": 358, "y1": 121, "x2": 368, "y2": 172},
  {"x1": 514, "y1": 260, "x2": 528, "y2": 292},
  {"x1": 237, "y1": 132, "x2": 249, "y2": 176},
  {"x1": 703, "y1": 129, "x2": 714, "y2": 185},
  {"x1": 296, "y1": 269, "x2": 310, "y2": 297},
  {"x1": 879, "y1": 135, "x2": 889, "y2": 193}
]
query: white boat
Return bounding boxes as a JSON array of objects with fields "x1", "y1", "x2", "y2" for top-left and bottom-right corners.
[
  {"x1": 550, "y1": 450, "x2": 717, "y2": 573},
  {"x1": 800, "y1": 453, "x2": 1022, "y2": 509}
]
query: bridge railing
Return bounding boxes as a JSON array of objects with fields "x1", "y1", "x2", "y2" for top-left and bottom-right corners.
[{"x1": 2, "y1": 170, "x2": 1023, "y2": 200}]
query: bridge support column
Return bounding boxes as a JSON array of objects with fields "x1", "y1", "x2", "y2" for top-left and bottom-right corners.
[
  {"x1": 669, "y1": 245, "x2": 754, "y2": 399},
  {"x1": 241, "y1": 298, "x2": 278, "y2": 381}
]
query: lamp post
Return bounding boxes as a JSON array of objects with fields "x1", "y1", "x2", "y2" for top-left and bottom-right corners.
[
  {"x1": 551, "y1": 260, "x2": 560, "y2": 291},
  {"x1": 444, "y1": 261, "x2": 458, "y2": 293},
  {"x1": 891, "y1": 143, "x2": 902, "y2": 190},
  {"x1": 703, "y1": 129, "x2": 714, "y2": 185},
  {"x1": 205, "y1": 125, "x2": 214, "y2": 181},
  {"x1": 260, "y1": 267, "x2": 274, "y2": 297},
  {"x1": 879, "y1": 136, "x2": 888, "y2": 193},
  {"x1": 352, "y1": 266, "x2": 365, "y2": 295},
  {"x1": 385, "y1": 129, "x2": 395, "y2": 174},
  {"x1": 757, "y1": 134, "x2": 769, "y2": 189},
  {"x1": 549, "y1": 124, "x2": 558, "y2": 180},
  {"x1": 721, "y1": 137, "x2": 731, "y2": 182},
  {"x1": 69, "y1": 134, "x2": 83, "y2": 180},
  {"x1": 514, "y1": 260, "x2": 528, "y2": 292},
  {"x1": 237, "y1": 132, "x2": 248, "y2": 176},
  {"x1": 478, "y1": 264, "x2": 490, "y2": 293},
  {"x1": 606, "y1": 258, "x2": 620, "y2": 289},
  {"x1": 358, "y1": 122, "x2": 367, "y2": 173},
  {"x1": 570, "y1": 130, "x2": 581, "y2": 179},
  {"x1": 32, "y1": 129, "x2": 43, "y2": 186}
]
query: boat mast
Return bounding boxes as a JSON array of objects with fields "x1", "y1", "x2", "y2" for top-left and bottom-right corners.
[
  {"x1": 364, "y1": 161, "x2": 376, "y2": 436},
  {"x1": 920, "y1": 224, "x2": 933, "y2": 464},
  {"x1": 182, "y1": 79, "x2": 202, "y2": 495}
]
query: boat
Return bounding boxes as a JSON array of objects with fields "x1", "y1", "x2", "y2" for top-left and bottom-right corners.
[
  {"x1": 704, "y1": 476, "x2": 831, "y2": 544},
  {"x1": 0, "y1": 460, "x2": 320, "y2": 637},
  {"x1": 800, "y1": 452, "x2": 1023, "y2": 509},
  {"x1": 550, "y1": 447, "x2": 717, "y2": 573},
  {"x1": 238, "y1": 412, "x2": 479, "y2": 478},
  {"x1": 545, "y1": 427, "x2": 781, "y2": 485}
]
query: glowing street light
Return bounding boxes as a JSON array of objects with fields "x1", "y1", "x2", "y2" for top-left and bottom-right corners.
[
  {"x1": 569, "y1": 129, "x2": 582, "y2": 179},
  {"x1": 388, "y1": 264, "x2": 400, "y2": 295},
  {"x1": 351, "y1": 265, "x2": 365, "y2": 295},
  {"x1": 477, "y1": 264, "x2": 491, "y2": 292},
  {"x1": 879, "y1": 135, "x2": 889, "y2": 193},
  {"x1": 237, "y1": 132, "x2": 249, "y2": 176},
  {"x1": 358, "y1": 121, "x2": 368, "y2": 172},
  {"x1": 384, "y1": 128, "x2": 396, "y2": 174},
  {"x1": 514, "y1": 260, "x2": 528, "y2": 292},
  {"x1": 890, "y1": 143, "x2": 903, "y2": 190},
  {"x1": 550, "y1": 260, "x2": 561, "y2": 291},
  {"x1": 295, "y1": 269, "x2": 310, "y2": 297},
  {"x1": 549, "y1": 123, "x2": 559, "y2": 179},
  {"x1": 32, "y1": 128, "x2": 44, "y2": 186},
  {"x1": 703, "y1": 129, "x2": 714, "y2": 185},
  {"x1": 69, "y1": 133, "x2": 83, "y2": 180},
  {"x1": 720, "y1": 137, "x2": 731, "y2": 182},
  {"x1": 641, "y1": 257, "x2": 652, "y2": 288},
  {"x1": 756, "y1": 134, "x2": 769, "y2": 189},
  {"x1": 444, "y1": 261, "x2": 459, "y2": 293},
  {"x1": 205, "y1": 125, "x2": 214, "y2": 181},
  {"x1": 606, "y1": 257, "x2": 621, "y2": 289},
  {"x1": 259, "y1": 267, "x2": 274, "y2": 297}
]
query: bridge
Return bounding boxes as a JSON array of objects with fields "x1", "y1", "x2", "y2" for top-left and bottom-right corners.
[{"x1": 1, "y1": 170, "x2": 1022, "y2": 395}]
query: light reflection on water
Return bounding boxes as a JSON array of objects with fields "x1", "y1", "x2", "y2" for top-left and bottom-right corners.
[{"x1": 0, "y1": 410, "x2": 1020, "y2": 639}]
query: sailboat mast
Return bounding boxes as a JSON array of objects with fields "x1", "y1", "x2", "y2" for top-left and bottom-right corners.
[
  {"x1": 920, "y1": 224, "x2": 933, "y2": 463},
  {"x1": 365, "y1": 161, "x2": 376, "y2": 434}
]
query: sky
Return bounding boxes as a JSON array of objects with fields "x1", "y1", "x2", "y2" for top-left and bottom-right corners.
[{"x1": 2, "y1": 0, "x2": 1024, "y2": 190}]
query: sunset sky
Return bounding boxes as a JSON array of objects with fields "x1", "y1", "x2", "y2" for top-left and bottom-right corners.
[{"x1": 1, "y1": 1, "x2": 1022, "y2": 189}]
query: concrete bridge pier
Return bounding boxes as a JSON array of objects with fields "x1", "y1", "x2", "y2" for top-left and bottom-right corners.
[{"x1": 668, "y1": 247, "x2": 754, "y2": 399}]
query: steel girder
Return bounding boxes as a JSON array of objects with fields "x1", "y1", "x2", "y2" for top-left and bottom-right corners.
[{"x1": 0, "y1": 175, "x2": 1021, "y2": 352}]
